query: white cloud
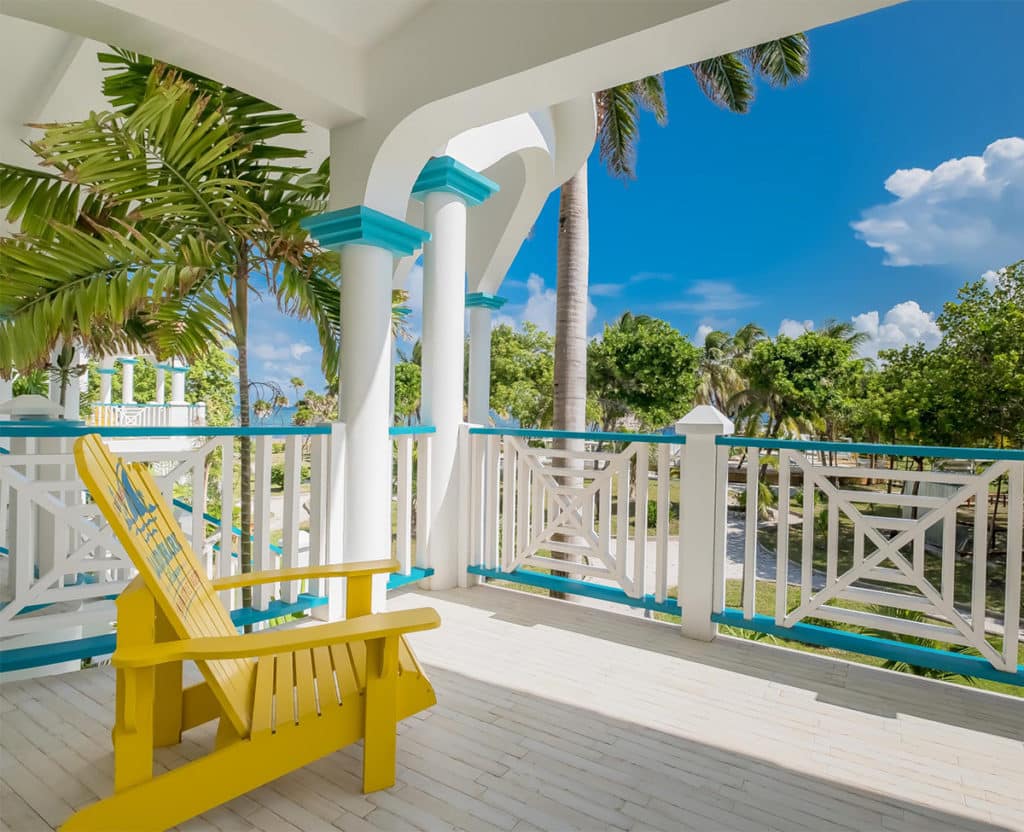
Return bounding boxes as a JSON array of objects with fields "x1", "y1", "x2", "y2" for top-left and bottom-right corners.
[
  {"x1": 661, "y1": 280, "x2": 757, "y2": 313},
  {"x1": 695, "y1": 324, "x2": 714, "y2": 345},
  {"x1": 851, "y1": 300, "x2": 941, "y2": 360},
  {"x1": 589, "y1": 271, "x2": 673, "y2": 299},
  {"x1": 981, "y1": 267, "x2": 1004, "y2": 291},
  {"x1": 852, "y1": 137, "x2": 1024, "y2": 271},
  {"x1": 778, "y1": 319, "x2": 813, "y2": 338},
  {"x1": 497, "y1": 273, "x2": 595, "y2": 334},
  {"x1": 290, "y1": 343, "x2": 313, "y2": 360},
  {"x1": 589, "y1": 283, "x2": 624, "y2": 298},
  {"x1": 250, "y1": 340, "x2": 314, "y2": 362}
]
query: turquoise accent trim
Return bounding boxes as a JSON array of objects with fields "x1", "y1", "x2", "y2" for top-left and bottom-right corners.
[
  {"x1": 388, "y1": 567, "x2": 434, "y2": 590},
  {"x1": 2, "y1": 423, "x2": 435, "y2": 439},
  {"x1": 390, "y1": 425, "x2": 436, "y2": 436},
  {"x1": 118, "y1": 358, "x2": 138, "y2": 365},
  {"x1": 469, "y1": 426, "x2": 684, "y2": 445},
  {"x1": 712, "y1": 609, "x2": 1024, "y2": 687},
  {"x1": 465, "y1": 292, "x2": 508, "y2": 310},
  {"x1": 167, "y1": 365, "x2": 189, "y2": 373},
  {"x1": 96, "y1": 368, "x2": 116, "y2": 375},
  {"x1": 301, "y1": 206, "x2": 429, "y2": 256},
  {"x1": 0, "y1": 424, "x2": 333, "y2": 438},
  {"x1": 719, "y1": 436, "x2": 1024, "y2": 461},
  {"x1": 412, "y1": 156, "x2": 500, "y2": 206},
  {"x1": 467, "y1": 566, "x2": 681, "y2": 615}
]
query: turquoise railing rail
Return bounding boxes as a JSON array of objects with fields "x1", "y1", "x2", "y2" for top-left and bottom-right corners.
[
  {"x1": 0, "y1": 423, "x2": 435, "y2": 438},
  {"x1": 469, "y1": 426, "x2": 683, "y2": 444},
  {"x1": 719, "y1": 435, "x2": 1024, "y2": 461}
]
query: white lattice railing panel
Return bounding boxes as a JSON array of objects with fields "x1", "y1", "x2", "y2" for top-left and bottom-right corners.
[
  {"x1": 732, "y1": 441, "x2": 1022, "y2": 674},
  {"x1": 0, "y1": 430, "x2": 332, "y2": 638},
  {"x1": 466, "y1": 430, "x2": 682, "y2": 602}
]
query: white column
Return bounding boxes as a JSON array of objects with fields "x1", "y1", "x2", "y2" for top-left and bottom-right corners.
[
  {"x1": 155, "y1": 366, "x2": 166, "y2": 404},
  {"x1": 339, "y1": 243, "x2": 396, "y2": 607},
  {"x1": 467, "y1": 294, "x2": 506, "y2": 424},
  {"x1": 421, "y1": 191, "x2": 469, "y2": 589},
  {"x1": 676, "y1": 405, "x2": 734, "y2": 641},
  {"x1": 121, "y1": 358, "x2": 136, "y2": 404},
  {"x1": 302, "y1": 203, "x2": 429, "y2": 614},
  {"x1": 170, "y1": 366, "x2": 186, "y2": 403},
  {"x1": 98, "y1": 357, "x2": 115, "y2": 404},
  {"x1": 0, "y1": 376, "x2": 13, "y2": 411},
  {"x1": 468, "y1": 307, "x2": 490, "y2": 423}
]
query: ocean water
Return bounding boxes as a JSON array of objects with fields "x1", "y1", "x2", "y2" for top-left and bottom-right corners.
[{"x1": 233, "y1": 405, "x2": 299, "y2": 427}]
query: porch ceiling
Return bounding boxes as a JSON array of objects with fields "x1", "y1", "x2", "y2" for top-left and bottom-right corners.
[{"x1": 2, "y1": 585, "x2": 1020, "y2": 831}]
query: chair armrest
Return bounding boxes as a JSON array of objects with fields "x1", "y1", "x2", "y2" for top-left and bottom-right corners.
[
  {"x1": 112, "y1": 607, "x2": 440, "y2": 668},
  {"x1": 209, "y1": 558, "x2": 399, "y2": 591}
]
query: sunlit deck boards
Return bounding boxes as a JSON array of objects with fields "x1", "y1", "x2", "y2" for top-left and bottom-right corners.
[{"x1": 2, "y1": 585, "x2": 1022, "y2": 832}]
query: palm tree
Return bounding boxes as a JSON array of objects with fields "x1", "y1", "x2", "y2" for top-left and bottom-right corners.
[
  {"x1": 695, "y1": 325, "x2": 767, "y2": 413},
  {"x1": 289, "y1": 376, "x2": 305, "y2": 404},
  {"x1": 553, "y1": 35, "x2": 811, "y2": 437},
  {"x1": 0, "y1": 50, "x2": 339, "y2": 616}
]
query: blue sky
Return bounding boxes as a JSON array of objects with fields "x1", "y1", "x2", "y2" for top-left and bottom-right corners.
[{"x1": 251, "y1": 0, "x2": 1024, "y2": 393}]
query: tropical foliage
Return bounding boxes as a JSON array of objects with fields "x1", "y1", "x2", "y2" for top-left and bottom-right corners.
[{"x1": 552, "y1": 33, "x2": 812, "y2": 440}]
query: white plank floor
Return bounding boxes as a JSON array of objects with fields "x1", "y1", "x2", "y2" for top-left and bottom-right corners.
[{"x1": 2, "y1": 585, "x2": 1023, "y2": 832}]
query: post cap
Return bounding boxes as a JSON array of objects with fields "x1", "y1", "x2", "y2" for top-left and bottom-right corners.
[
  {"x1": 0, "y1": 394, "x2": 65, "y2": 420},
  {"x1": 675, "y1": 405, "x2": 734, "y2": 436}
]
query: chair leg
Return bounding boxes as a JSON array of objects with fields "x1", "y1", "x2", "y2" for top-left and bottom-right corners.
[
  {"x1": 114, "y1": 667, "x2": 156, "y2": 792},
  {"x1": 362, "y1": 636, "x2": 399, "y2": 793},
  {"x1": 153, "y1": 613, "x2": 184, "y2": 747}
]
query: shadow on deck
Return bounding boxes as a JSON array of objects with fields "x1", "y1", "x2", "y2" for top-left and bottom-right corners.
[{"x1": 1, "y1": 584, "x2": 1021, "y2": 831}]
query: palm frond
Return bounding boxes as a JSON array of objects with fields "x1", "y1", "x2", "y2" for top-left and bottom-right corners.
[
  {"x1": 690, "y1": 53, "x2": 754, "y2": 113},
  {"x1": 744, "y1": 34, "x2": 809, "y2": 87},
  {"x1": 635, "y1": 75, "x2": 668, "y2": 125},
  {"x1": 596, "y1": 84, "x2": 641, "y2": 178}
]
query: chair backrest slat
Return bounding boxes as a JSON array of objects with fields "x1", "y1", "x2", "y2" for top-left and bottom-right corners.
[{"x1": 74, "y1": 434, "x2": 254, "y2": 736}]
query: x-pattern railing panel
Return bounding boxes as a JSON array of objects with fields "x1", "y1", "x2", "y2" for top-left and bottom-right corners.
[{"x1": 776, "y1": 450, "x2": 1018, "y2": 671}]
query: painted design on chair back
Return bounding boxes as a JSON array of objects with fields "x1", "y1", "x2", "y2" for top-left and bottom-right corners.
[{"x1": 74, "y1": 434, "x2": 256, "y2": 735}]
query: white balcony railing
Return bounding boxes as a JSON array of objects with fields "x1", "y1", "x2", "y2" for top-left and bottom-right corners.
[
  {"x1": 0, "y1": 423, "x2": 433, "y2": 661},
  {"x1": 88, "y1": 402, "x2": 206, "y2": 428}
]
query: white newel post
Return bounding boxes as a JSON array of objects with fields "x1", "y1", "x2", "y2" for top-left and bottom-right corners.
[
  {"x1": 98, "y1": 357, "x2": 115, "y2": 405},
  {"x1": 0, "y1": 377, "x2": 12, "y2": 412},
  {"x1": 413, "y1": 156, "x2": 499, "y2": 589},
  {"x1": 466, "y1": 293, "x2": 507, "y2": 425},
  {"x1": 120, "y1": 357, "x2": 136, "y2": 404},
  {"x1": 301, "y1": 205, "x2": 429, "y2": 615},
  {"x1": 676, "y1": 405, "x2": 734, "y2": 641}
]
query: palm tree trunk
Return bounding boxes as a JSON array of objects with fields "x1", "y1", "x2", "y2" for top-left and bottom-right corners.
[
  {"x1": 233, "y1": 253, "x2": 253, "y2": 624},
  {"x1": 552, "y1": 162, "x2": 589, "y2": 595}
]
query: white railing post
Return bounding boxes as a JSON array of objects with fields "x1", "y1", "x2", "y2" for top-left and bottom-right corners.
[{"x1": 676, "y1": 405, "x2": 734, "y2": 641}]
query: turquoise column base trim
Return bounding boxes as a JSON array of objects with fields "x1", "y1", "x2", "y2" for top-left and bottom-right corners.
[
  {"x1": 712, "y1": 609, "x2": 1024, "y2": 687},
  {"x1": 467, "y1": 566, "x2": 681, "y2": 615},
  {"x1": 301, "y1": 205, "x2": 430, "y2": 256},
  {"x1": 465, "y1": 292, "x2": 508, "y2": 310},
  {"x1": 387, "y1": 566, "x2": 434, "y2": 590},
  {"x1": 412, "y1": 156, "x2": 500, "y2": 206}
]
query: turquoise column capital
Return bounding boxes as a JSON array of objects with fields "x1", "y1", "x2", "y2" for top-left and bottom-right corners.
[
  {"x1": 167, "y1": 365, "x2": 189, "y2": 373},
  {"x1": 96, "y1": 368, "x2": 116, "y2": 375},
  {"x1": 301, "y1": 205, "x2": 429, "y2": 256},
  {"x1": 465, "y1": 292, "x2": 508, "y2": 310},
  {"x1": 118, "y1": 358, "x2": 138, "y2": 365},
  {"x1": 412, "y1": 156, "x2": 500, "y2": 206}
]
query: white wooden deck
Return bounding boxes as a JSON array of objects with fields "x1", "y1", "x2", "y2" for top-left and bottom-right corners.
[{"x1": 2, "y1": 585, "x2": 1022, "y2": 832}]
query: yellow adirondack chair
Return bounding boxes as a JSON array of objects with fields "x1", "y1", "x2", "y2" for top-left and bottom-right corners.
[{"x1": 64, "y1": 434, "x2": 440, "y2": 831}]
